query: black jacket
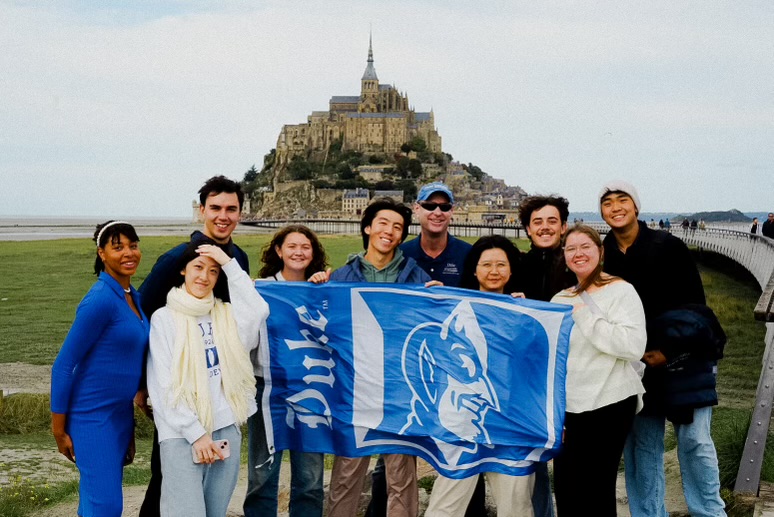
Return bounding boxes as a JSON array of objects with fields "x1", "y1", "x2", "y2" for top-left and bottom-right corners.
[
  {"x1": 513, "y1": 246, "x2": 576, "y2": 302},
  {"x1": 603, "y1": 222, "x2": 712, "y2": 421}
]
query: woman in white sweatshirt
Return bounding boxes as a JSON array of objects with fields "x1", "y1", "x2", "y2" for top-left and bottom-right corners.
[
  {"x1": 550, "y1": 225, "x2": 646, "y2": 516},
  {"x1": 146, "y1": 240, "x2": 269, "y2": 517}
]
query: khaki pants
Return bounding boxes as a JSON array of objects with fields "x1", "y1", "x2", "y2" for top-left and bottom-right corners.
[
  {"x1": 425, "y1": 472, "x2": 535, "y2": 517},
  {"x1": 326, "y1": 454, "x2": 417, "y2": 517}
]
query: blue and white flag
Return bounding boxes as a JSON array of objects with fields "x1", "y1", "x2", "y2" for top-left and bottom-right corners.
[{"x1": 255, "y1": 282, "x2": 572, "y2": 479}]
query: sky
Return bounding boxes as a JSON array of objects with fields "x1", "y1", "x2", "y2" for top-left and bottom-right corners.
[{"x1": 1, "y1": 0, "x2": 772, "y2": 218}]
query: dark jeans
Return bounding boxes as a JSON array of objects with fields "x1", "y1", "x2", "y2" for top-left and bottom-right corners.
[{"x1": 554, "y1": 396, "x2": 637, "y2": 517}]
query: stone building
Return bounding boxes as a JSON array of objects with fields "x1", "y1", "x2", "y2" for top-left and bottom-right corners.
[
  {"x1": 342, "y1": 188, "x2": 370, "y2": 215},
  {"x1": 274, "y1": 35, "x2": 443, "y2": 168}
]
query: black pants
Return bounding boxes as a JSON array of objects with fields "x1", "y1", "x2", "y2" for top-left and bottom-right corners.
[
  {"x1": 553, "y1": 396, "x2": 637, "y2": 517},
  {"x1": 138, "y1": 427, "x2": 162, "y2": 517}
]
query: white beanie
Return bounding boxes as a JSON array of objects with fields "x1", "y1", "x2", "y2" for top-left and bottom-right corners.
[{"x1": 599, "y1": 180, "x2": 641, "y2": 213}]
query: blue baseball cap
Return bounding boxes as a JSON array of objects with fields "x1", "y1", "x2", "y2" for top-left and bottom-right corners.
[{"x1": 417, "y1": 182, "x2": 454, "y2": 204}]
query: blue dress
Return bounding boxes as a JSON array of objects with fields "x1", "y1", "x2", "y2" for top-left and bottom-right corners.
[{"x1": 51, "y1": 272, "x2": 150, "y2": 517}]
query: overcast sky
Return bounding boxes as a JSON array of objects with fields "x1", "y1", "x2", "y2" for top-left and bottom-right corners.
[{"x1": 1, "y1": 0, "x2": 772, "y2": 218}]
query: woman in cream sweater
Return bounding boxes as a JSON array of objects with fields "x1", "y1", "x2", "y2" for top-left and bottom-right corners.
[{"x1": 550, "y1": 225, "x2": 646, "y2": 516}]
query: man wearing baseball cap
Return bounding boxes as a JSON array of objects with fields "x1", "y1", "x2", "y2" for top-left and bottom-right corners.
[
  {"x1": 599, "y1": 181, "x2": 726, "y2": 516},
  {"x1": 400, "y1": 182, "x2": 472, "y2": 287}
]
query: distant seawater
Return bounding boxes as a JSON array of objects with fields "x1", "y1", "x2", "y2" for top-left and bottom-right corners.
[{"x1": 0, "y1": 216, "x2": 198, "y2": 241}]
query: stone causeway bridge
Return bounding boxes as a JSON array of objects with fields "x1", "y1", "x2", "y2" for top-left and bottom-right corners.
[{"x1": 245, "y1": 218, "x2": 774, "y2": 502}]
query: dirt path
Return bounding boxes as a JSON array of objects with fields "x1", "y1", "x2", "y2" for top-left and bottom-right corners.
[{"x1": 0, "y1": 362, "x2": 52, "y2": 395}]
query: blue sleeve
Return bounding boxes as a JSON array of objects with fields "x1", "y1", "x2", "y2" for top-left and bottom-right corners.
[{"x1": 50, "y1": 286, "x2": 112, "y2": 413}]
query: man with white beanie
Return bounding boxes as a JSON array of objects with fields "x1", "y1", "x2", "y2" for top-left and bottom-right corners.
[{"x1": 599, "y1": 181, "x2": 726, "y2": 517}]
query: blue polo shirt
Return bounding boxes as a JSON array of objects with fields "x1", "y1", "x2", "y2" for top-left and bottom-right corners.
[{"x1": 400, "y1": 233, "x2": 472, "y2": 287}]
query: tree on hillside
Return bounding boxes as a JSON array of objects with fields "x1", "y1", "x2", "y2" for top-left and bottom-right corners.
[
  {"x1": 410, "y1": 136, "x2": 427, "y2": 153},
  {"x1": 464, "y1": 162, "x2": 484, "y2": 181},
  {"x1": 407, "y1": 159, "x2": 423, "y2": 178},
  {"x1": 243, "y1": 164, "x2": 259, "y2": 183},
  {"x1": 288, "y1": 155, "x2": 314, "y2": 180},
  {"x1": 395, "y1": 156, "x2": 410, "y2": 178}
]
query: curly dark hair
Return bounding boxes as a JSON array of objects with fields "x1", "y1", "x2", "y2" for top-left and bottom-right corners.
[
  {"x1": 259, "y1": 225, "x2": 329, "y2": 279},
  {"x1": 198, "y1": 175, "x2": 245, "y2": 211},
  {"x1": 92, "y1": 220, "x2": 140, "y2": 275},
  {"x1": 518, "y1": 195, "x2": 570, "y2": 228},
  {"x1": 360, "y1": 197, "x2": 412, "y2": 250},
  {"x1": 460, "y1": 235, "x2": 522, "y2": 293}
]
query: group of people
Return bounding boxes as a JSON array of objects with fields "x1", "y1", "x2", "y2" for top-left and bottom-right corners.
[
  {"x1": 751, "y1": 213, "x2": 774, "y2": 238},
  {"x1": 50, "y1": 175, "x2": 728, "y2": 517}
]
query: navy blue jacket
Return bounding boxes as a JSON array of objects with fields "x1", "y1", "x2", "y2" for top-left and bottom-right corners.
[{"x1": 139, "y1": 230, "x2": 250, "y2": 319}]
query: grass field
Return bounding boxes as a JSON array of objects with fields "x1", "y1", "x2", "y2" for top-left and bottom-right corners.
[{"x1": 0, "y1": 233, "x2": 770, "y2": 516}]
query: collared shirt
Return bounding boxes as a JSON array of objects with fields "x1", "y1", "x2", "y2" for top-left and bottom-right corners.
[{"x1": 400, "y1": 233, "x2": 472, "y2": 287}]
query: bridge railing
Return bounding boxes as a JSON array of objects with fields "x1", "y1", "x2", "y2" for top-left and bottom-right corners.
[{"x1": 665, "y1": 227, "x2": 774, "y2": 495}]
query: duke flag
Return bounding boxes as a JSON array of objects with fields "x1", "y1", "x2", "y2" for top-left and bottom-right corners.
[{"x1": 254, "y1": 282, "x2": 572, "y2": 479}]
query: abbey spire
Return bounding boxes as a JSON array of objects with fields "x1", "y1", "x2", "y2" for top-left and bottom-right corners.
[{"x1": 360, "y1": 33, "x2": 379, "y2": 112}]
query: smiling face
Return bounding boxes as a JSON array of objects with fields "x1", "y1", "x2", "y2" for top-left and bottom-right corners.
[
  {"x1": 181, "y1": 255, "x2": 221, "y2": 299},
  {"x1": 415, "y1": 192, "x2": 453, "y2": 237},
  {"x1": 601, "y1": 192, "x2": 638, "y2": 231},
  {"x1": 563, "y1": 231, "x2": 601, "y2": 284},
  {"x1": 365, "y1": 209, "x2": 405, "y2": 257},
  {"x1": 98, "y1": 234, "x2": 141, "y2": 283},
  {"x1": 276, "y1": 232, "x2": 313, "y2": 277},
  {"x1": 200, "y1": 191, "x2": 240, "y2": 244},
  {"x1": 526, "y1": 204, "x2": 566, "y2": 250},
  {"x1": 475, "y1": 248, "x2": 512, "y2": 294}
]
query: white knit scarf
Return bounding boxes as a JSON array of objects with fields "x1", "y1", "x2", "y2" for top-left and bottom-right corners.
[{"x1": 166, "y1": 286, "x2": 257, "y2": 434}]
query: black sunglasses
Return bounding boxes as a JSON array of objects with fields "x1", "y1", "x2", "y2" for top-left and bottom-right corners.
[{"x1": 419, "y1": 202, "x2": 453, "y2": 212}]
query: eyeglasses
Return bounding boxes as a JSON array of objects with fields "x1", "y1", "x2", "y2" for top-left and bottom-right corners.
[
  {"x1": 476, "y1": 261, "x2": 510, "y2": 271},
  {"x1": 564, "y1": 243, "x2": 596, "y2": 256},
  {"x1": 419, "y1": 202, "x2": 453, "y2": 212}
]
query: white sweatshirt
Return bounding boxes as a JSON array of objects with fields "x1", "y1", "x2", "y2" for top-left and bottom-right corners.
[
  {"x1": 551, "y1": 280, "x2": 647, "y2": 414},
  {"x1": 147, "y1": 259, "x2": 270, "y2": 443}
]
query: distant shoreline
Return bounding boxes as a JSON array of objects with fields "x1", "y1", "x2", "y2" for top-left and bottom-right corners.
[{"x1": 0, "y1": 217, "x2": 271, "y2": 241}]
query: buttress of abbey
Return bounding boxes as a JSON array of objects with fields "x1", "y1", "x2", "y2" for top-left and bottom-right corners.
[{"x1": 274, "y1": 36, "x2": 443, "y2": 168}]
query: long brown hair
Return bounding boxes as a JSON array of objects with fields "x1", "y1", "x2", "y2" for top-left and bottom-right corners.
[
  {"x1": 565, "y1": 224, "x2": 618, "y2": 294},
  {"x1": 259, "y1": 225, "x2": 328, "y2": 279}
]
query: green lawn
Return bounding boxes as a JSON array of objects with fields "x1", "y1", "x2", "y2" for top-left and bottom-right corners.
[{"x1": 0, "y1": 233, "x2": 769, "y2": 516}]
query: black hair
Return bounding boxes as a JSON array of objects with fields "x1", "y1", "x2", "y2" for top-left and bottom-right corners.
[
  {"x1": 172, "y1": 236, "x2": 231, "y2": 288},
  {"x1": 198, "y1": 175, "x2": 245, "y2": 211},
  {"x1": 460, "y1": 235, "x2": 522, "y2": 293},
  {"x1": 518, "y1": 195, "x2": 570, "y2": 228},
  {"x1": 93, "y1": 221, "x2": 140, "y2": 275},
  {"x1": 360, "y1": 197, "x2": 412, "y2": 250},
  {"x1": 259, "y1": 225, "x2": 329, "y2": 279}
]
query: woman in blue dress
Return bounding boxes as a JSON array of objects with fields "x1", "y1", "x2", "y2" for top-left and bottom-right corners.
[{"x1": 51, "y1": 220, "x2": 150, "y2": 517}]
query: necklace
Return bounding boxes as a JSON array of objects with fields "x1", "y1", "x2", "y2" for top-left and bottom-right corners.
[{"x1": 123, "y1": 287, "x2": 131, "y2": 293}]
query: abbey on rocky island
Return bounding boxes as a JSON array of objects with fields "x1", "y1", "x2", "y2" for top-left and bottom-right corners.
[{"x1": 273, "y1": 35, "x2": 443, "y2": 169}]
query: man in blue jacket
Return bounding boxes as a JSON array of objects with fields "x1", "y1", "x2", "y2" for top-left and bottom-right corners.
[
  {"x1": 600, "y1": 180, "x2": 726, "y2": 517},
  {"x1": 327, "y1": 197, "x2": 432, "y2": 517}
]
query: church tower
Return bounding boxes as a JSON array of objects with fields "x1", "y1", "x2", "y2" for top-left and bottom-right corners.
[{"x1": 359, "y1": 33, "x2": 379, "y2": 113}]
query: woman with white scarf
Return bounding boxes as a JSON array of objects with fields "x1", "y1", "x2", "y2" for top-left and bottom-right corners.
[{"x1": 147, "y1": 241, "x2": 269, "y2": 517}]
